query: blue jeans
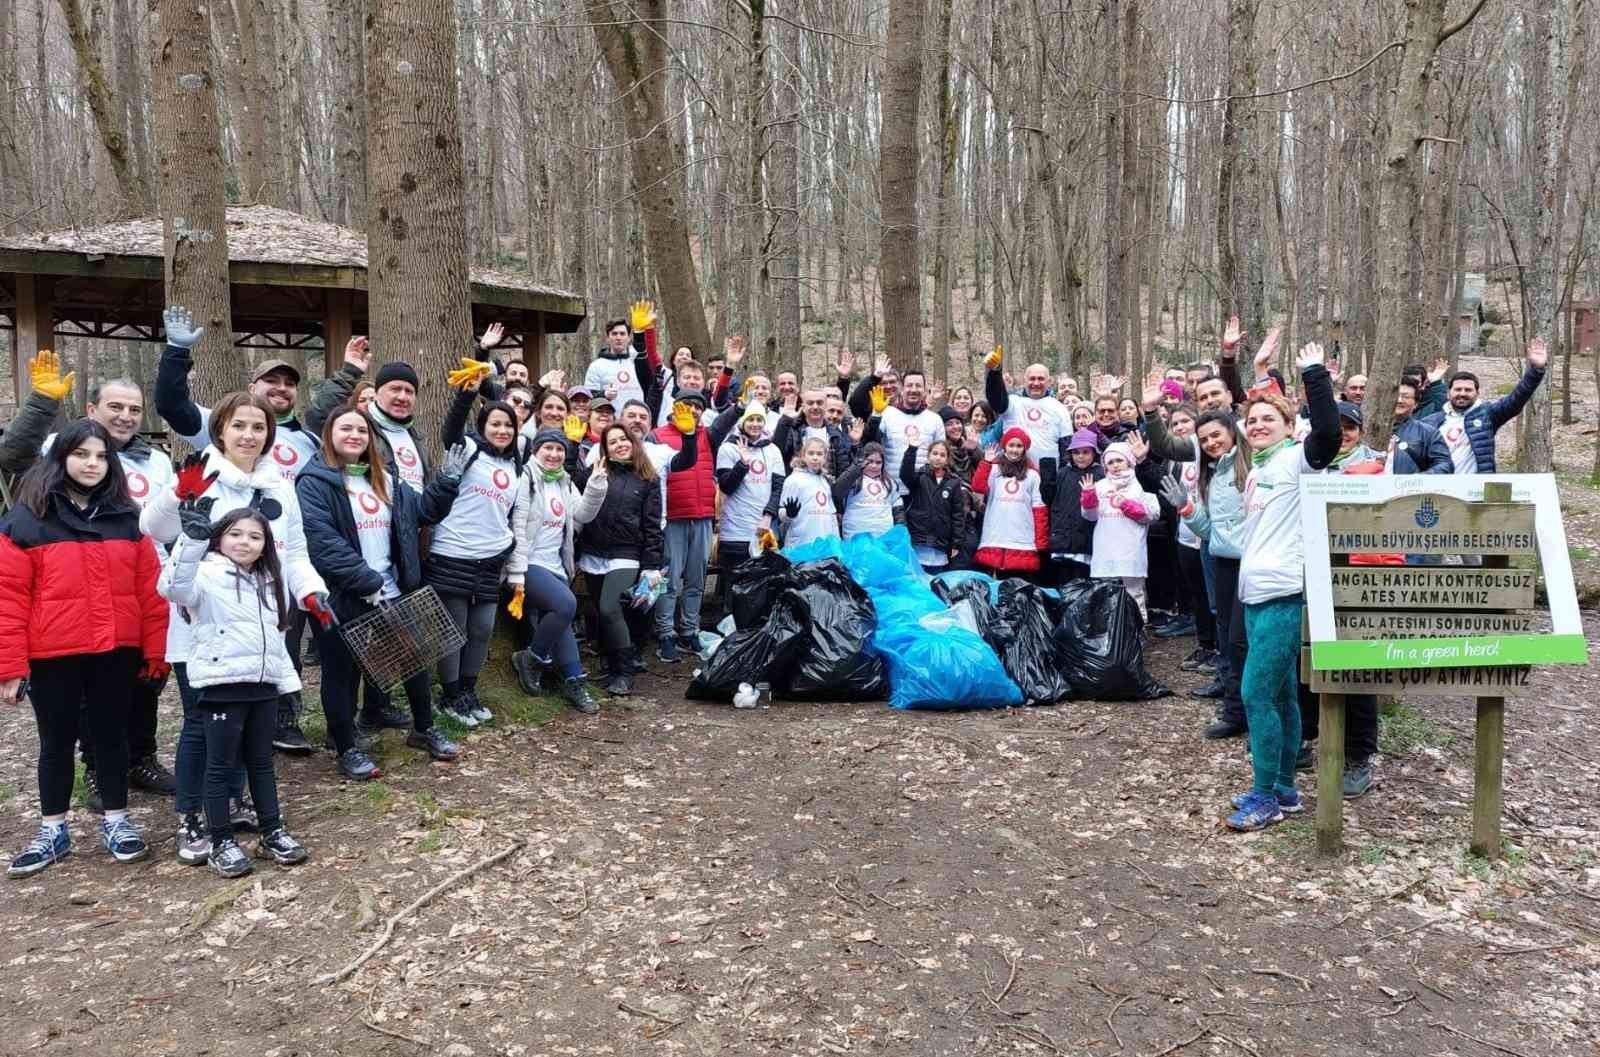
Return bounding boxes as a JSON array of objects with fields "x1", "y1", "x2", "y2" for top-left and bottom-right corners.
[
  {"x1": 173, "y1": 664, "x2": 244, "y2": 817},
  {"x1": 1199, "y1": 541, "x2": 1217, "y2": 614},
  {"x1": 524, "y1": 566, "x2": 583, "y2": 679},
  {"x1": 656, "y1": 518, "x2": 713, "y2": 641}
]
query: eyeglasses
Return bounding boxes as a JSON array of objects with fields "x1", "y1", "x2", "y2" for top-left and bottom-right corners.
[{"x1": 508, "y1": 397, "x2": 531, "y2": 408}]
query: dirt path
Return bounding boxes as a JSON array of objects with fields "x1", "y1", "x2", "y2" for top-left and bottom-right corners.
[{"x1": 1, "y1": 618, "x2": 1596, "y2": 1057}]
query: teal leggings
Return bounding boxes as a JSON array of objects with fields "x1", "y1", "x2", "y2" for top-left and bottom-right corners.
[{"x1": 1241, "y1": 596, "x2": 1304, "y2": 799}]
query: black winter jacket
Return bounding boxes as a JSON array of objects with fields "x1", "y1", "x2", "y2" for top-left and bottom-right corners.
[
  {"x1": 898, "y1": 448, "x2": 965, "y2": 553},
  {"x1": 771, "y1": 416, "x2": 854, "y2": 479},
  {"x1": 577, "y1": 464, "x2": 664, "y2": 570},
  {"x1": 295, "y1": 456, "x2": 460, "y2": 620},
  {"x1": 1048, "y1": 462, "x2": 1102, "y2": 555}
]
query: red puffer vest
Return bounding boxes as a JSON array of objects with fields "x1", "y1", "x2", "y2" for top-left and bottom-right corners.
[
  {"x1": 0, "y1": 490, "x2": 168, "y2": 679},
  {"x1": 653, "y1": 425, "x2": 718, "y2": 521}
]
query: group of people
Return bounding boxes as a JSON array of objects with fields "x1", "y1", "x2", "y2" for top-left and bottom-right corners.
[{"x1": 0, "y1": 297, "x2": 1550, "y2": 884}]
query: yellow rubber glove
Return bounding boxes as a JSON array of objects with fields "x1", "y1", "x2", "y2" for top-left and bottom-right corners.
[
  {"x1": 630, "y1": 300, "x2": 657, "y2": 332},
  {"x1": 506, "y1": 585, "x2": 525, "y2": 620},
  {"x1": 446, "y1": 356, "x2": 491, "y2": 390},
  {"x1": 671, "y1": 401, "x2": 699, "y2": 433},
  {"x1": 30, "y1": 350, "x2": 75, "y2": 401},
  {"x1": 984, "y1": 344, "x2": 1003, "y2": 371},
  {"x1": 869, "y1": 385, "x2": 889, "y2": 414},
  {"x1": 757, "y1": 528, "x2": 779, "y2": 552},
  {"x1": 563, "y1": 414, "x2": 586, "y2": 442}
]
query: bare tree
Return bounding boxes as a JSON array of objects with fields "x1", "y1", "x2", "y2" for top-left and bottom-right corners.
[
  {"x1": 64, "y1": 0, "x2": 153, "y2": 211},
  {"x1": 879, "y1": 0, "x2": 927, "y2": 372}
]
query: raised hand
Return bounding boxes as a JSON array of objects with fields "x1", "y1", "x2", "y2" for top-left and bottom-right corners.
[
  {"x1": 1158, "y1": 476, "x2": 1188, "y2": 511},
  {"x1": 178, "y1": 493, "x2": 216, "y2": 540},
  {"x1": 629, "y1": 300, "x2": 658, "y2": 332},
  {"x1": 849, "y1": 417, "x2": 866, "y2": 443},
  {"x1": 782, "y1": 496, "x2": 802, "y2": 520},
  {"x1": 478, "y1": 321, "x2": 506, "y2": 350},
  {"x1": 439, "y1": 442, "x2": 473, "y2": 482},
  {"x1": 28, "y1": 350, "x2": 75, "y2": 401},
  {"x1": 738, "y1": 439, "x2": 756, "y2": 464},
  {"x1": 1427, "y1": 354, "x2": 1450, "y2": 382},
  {"x1": 782, "y1": 392, "x2": 800, "y2": 416},
  {"x1": 1527, "y1": 335, "x2": 1549, "y2": 369},
  {"x1": 724, "y1": 335, "x2": 747, "y2": 366},
  {"x1": 1080, "y1": 473, "x2": 1095, "y2": 491},
  {"x1": 984, "y1": 345, "x2": 1003, "y2": 371},
  {"x1": 928, "y1": 377, "x2": 947, "y2": 407},
  {"x1": 1127, "y1": 430, "x2": 1150, "y2": 463},
  {"x1": 1221, "y1": 314, "x2": 1244, "y2": 353},
  {"x1": 869, "y1": 385, "x2": 889, "y2": 414},
  {"x1": 174, "y1": 452, "x2": 218, "y2": 501},
  {"x1": 1294, "y1": 341, "x2": 1326, "y2": 372},
  {"x1": 538, "y1": 368, "x2": 565, "y2": 389},
  {"x1": 984, "y1": 444, "x2": 1001, "y2": 463},
  {"x1": 1326, "y1": 359, "x2": 1342, "y2": 386},
  {"x1": 1140, "y1": 369, "x2": 1164, "y2": 412},
  {"x1": 563, "y1": 414, "x2": 586, "y2": 442},
  {"x1": 836, "y1": 349, "x2": 854, "y2": 378},
  {"x1": 343, "y1": 335, "x2": 371, "y2": 372},
  {"x1": 874, "y1": 353, "x2": 892, "y2": 377},
  {"x1": 163, "y1": 304, "x2": 204, "y2": 349},
  {"x1": 1095, "y1": 374, "x2": 1124, "y2": 398},
  {"x1": 671, "y1": 400, "x2": 699, "y2": 434},
  {"x1": 446, "y1": 356, "x2": 492, "y2": 390},
  {"x1": 1254, "y1": 327, "x2": 1282, "y2": 372}
]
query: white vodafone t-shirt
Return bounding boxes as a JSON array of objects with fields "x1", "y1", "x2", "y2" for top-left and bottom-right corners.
[
  {"x1": 840, "y1": 473, "x2": 896, "y2": 538},
  {"x1": 430, "y1": 451, "x2": 519, "y2": 559},
  {"x1": 1439, "y1": 408, "x2": 1477, "y2": 475},
  {"x1": 978, "y1": 467, "x2": 1043, "y2": 552},
  {"x1": 346, "y1": 475, "x2": 400, "y2": 600},
  {"x1": 1176, "y1": 462, "x2": 1201, "y2": 548},
  {"x1": 779, "y1": 470, "x2": 839, "y2": 547},
  {"x1": 264, "y1": 425, "x2": 319, "y2": 485},
  {"x1": 1238, "y1": 442, "x2": 1313, "y2": 604},
  {"x1": 584, "y1": 354, "x2": 645, "y2": 409},
  {"x1": 382, "y1": 422, "x2": 426, "y2": 491},
  {"x1": 526, "y1": 486, "x2": 569, "y2": 577},
  {"x1": 877, "y1": 406, "x2": 944, "y2": 494},
  {"x1": 1000, "y1": 394, "x2": 1070, "y2": 464},
  {"x1": 716, "y1": 441, "x2": 777, "y2": 548}
]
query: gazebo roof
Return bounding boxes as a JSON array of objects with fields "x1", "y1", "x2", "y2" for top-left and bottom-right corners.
[{"x1": 0, "y1": 205, "x2": 586, "y2": 342}]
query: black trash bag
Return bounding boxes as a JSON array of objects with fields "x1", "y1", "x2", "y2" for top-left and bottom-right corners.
[
  {"x1": 730, "y1": 550, "x2": 794, "y2": 631},
  {"x1": 994, "y1": 580, "x2": 1072, "y2": 705},
  {"x1": 1053, "y1": 579, "x2": 1170, "y2": 701},
  {"x1": 930, "y1": 575, "x2": 1003, "y2": 632},
  {"x1": 687, "y1": 596, "x2": 805, "y2": 702},
  {"x1": 778, "y1": 560, "x2": 889, "y2": 700}
]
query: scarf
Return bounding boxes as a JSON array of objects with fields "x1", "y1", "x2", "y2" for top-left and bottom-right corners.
[
  {"x1": 540, "y1": 466, "x2": 564, "y2": 482},
  {"x1": 346, "y1": 462, "x2": 369, "y2": 477},
  {"x1": 1251, "y1": 437, "x2": 1294, "y2": 467},
  {"x1": 370, "y1": 403, "x2": 412, "y2": 431}
]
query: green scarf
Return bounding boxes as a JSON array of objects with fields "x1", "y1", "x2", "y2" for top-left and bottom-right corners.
[
  {"x1": 540, "y1": 467, "x2": 564, "y2": 482},
  {"x1": 369, "y1": 404, "x2": 410, "y2": 431},
  {"x1": 1251, "y1": 437, "x2": 1294, "y2": 467},
  {"x1": 276, "y1": 411, "x2": 296, "y2": 426},
  {"x1": 346, "y1": 462, "x2": 369, "y2": 477}
]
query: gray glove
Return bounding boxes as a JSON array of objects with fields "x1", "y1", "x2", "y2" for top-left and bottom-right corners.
[
  {"x1": 1157, "y1": 476, "x2": 1188, "y2": 511},
  {"x1": 178, "y1": 497, "x2": 215, "y2": 540},
  {"x1": 163, "y1": 304, "x2": 204, "y2": 349},
  {"x1": 438, "y1": 441, "x2": 472, "y2": 483}
]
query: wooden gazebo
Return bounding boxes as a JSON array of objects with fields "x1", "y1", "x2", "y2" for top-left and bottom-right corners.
[{"x1": 0, "y1": 205, "x2": 586, "y2": 402}]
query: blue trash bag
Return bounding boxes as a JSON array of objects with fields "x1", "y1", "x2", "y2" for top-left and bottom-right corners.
[
  {"x1": 841, "y1": 526, "x2": 925, "y2": 591},
  {"x1": 782, "y1": 534, "x2": 846, "y2": 565}
]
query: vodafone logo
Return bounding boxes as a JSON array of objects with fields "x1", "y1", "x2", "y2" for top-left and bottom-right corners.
[
  {"x1": 273, "y1": 443, "x2": 298, "y2": 466},
  {"x1": 1026, "y1": 407, "x2": 1042, "y2": 423},
  {"x1": 865, "y1": 480, "x2": 883, "y2": 498},
  {"x1": 358, "y1": 491, "x2": 381, "y2": 515},
  {"x1": 1003, "y1": 478, "x2": 1021, "y2": 495},
  {"x1": 814, "y1": 491, "x2": 828, "y2": 507},
  {"x1": 751, "y1": 459, "x2": 766, "y2": 475},
  {"x1": 397, "y1": 446, "x2": 418, "y2": 468},
  {"x1": 492, "y1": 468, "x2": 511, "y2": 489},
  {"x1": 1445, "y1": 427, "x2": 1464, "y2": 445},
  {"x1": 617, "y1": 369, "x2": 632, "y2": 385},
  {"x1": 905, "y1": 425, "x2": 922, "y2": 444},
  {"x1": 126, "y1": 471, "x2": 149, "y2": 499},
  {"x1": 550, "y1": 497, "x2": 565, "y2": 517}
]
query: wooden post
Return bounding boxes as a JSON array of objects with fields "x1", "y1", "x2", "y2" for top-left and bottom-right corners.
[
  {"x1": 1470, "y1": 480, "x2": 1513, "y2": 860},
  {"x1": 1316, "y1": 693, "x2": 1346, "y2": 856},
  {"x1": 522, "y1": 309, "x2": 546, "y2": 378},
  {"x1": 324, "y1": 288, "x2": 353, "y2": 380},
  {"x1": 12, "y1": 273, "x2": 54, "y2": 403}
]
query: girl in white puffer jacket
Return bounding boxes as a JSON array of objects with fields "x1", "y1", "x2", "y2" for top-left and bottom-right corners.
[{"x1": 158, "y1": 505, "x2": 307, "y2": 878}]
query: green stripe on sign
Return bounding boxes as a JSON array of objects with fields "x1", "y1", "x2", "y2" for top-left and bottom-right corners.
[{"x1": 1310, "y1": 634, "x2": 1589, "y2": 671}]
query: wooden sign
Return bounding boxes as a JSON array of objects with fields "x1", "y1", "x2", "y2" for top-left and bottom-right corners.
[
  {"x1": 1307, "y1": 664, "x2": 1532, "y2": 697},
  {"x1": 1329, "y1": 567, "x2": 1536, "y2": 609},
  {"x1": 1334, "y1": 611, "x2": 1534, "y2": 639},
  {"x1": 1326, "y1": 495, "x2": 1537, "y2": 556}
]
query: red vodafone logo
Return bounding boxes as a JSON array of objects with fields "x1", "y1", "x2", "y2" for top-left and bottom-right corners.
[
  {"x1": 751, "y1": 459, "x2": 766, "y2": 475},
  {"x1": 492, "y1": 468, "x2": 511, "y2": 489},
  {"x1": 126, "y1": 471, "x2": 149, "y2": 499},
  {"x1": 273, "y1": 443, "x2": 298, "y2": 466},
  {"x1": 358, "y1": 491, "x2": 381, "y2": 514},
  {"x1": 814, "y1": 491, "x2": 827, "y2": 507},
  {"x1": 550, "y1": 497, "x2": 565, "y2": 517},
  {"x1": 865, "y1": 480, "x2": 883, "y2": 498},
  {"x1": 905, "y1": 425, "x2": 922, "y2": 444},
  {"x1": 397, "y1": 446, "x2": 418, "y2": 468},
  {"x1": 1026, "y1": 407, "x2": 1042, "y2": 423},
  {"x1": 1003, "y1": 478, "x2": 1021, "y2": 495},
  {"x1": 617, "y1": 369, "x2": 632, "y2": 385},
  {"x1": 1445, "y1": 427, "x2": 1464, "y2": 445}
]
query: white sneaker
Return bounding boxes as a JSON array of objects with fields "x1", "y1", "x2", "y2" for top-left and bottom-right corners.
[{"x1": 176, "y1": 814, "x2": 211, "y2": 866}]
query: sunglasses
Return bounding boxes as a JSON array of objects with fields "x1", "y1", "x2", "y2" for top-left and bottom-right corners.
[{"x1": 508, "y1": 397, "x2": 531, "y2": 408}]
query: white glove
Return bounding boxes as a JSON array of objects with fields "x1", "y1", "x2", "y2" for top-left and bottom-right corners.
[{"x1": 363, "y1": 590, "x2": 384, "y2": 606}]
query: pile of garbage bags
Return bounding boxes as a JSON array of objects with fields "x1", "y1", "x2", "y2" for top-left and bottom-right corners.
[{"x1": 688, "y1": 526, "x2": 1169, "y2": 709}]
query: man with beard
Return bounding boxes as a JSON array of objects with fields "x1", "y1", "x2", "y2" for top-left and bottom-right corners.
[
  {"x1": 848, "y1": 354, "x2": 942, "y2": 495},
  {"x1": 1420, "y1": 336, "x2": 1547, "y2": 475}
]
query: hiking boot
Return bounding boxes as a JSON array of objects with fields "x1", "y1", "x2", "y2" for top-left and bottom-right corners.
[
  {"x1": 406, "y1": 728, "x2": 460, "y2": 762},
  {"x1": 562, "y1": 676, "x2": 600, "y2": 715},
  {"x1": 176, "y1": 814, "x2": 211, "y2": 866},
  {"x1": 1225, "y1": 791, "x2": 1284, "y2": 832},
  {"x1": 654, "y1": 637, "x2": 680, "y2": 664},
  {"x1": 1179, "y1": 647, "x2": 1208, "y2": 672},
  {"x1": 1196, "y1": 650, "x2": 1220, "y2": 674},
  {"x1": 1155, "y1": 615, "x2": 1197, "y2": 638},
  {"x1": 101, "y1": 815, "x2": 148, "y2": 863},
  {"x1": 1295, "y1": 741, "x2": 1314, "y2": 772},
  {"x1": 8, "y1": 824, "x2": 70, "y2": 879},
  {"x1": 129, "y1": 754, "x2": 177, "y2": 794},
  {"x1": 209, "y1": 838, "x2": 253, "y2": 878},
  {"x1": 255, "y1": 827, "x2": 308, "y2": 866},
  {"x1": 464, "y1": 689, "x2": 492, "y2": 723},
  {"x1": 337, "y1": 749, "x2": 381, "y2": 781},
  {"x1": 273, "y1": 695, "x2": 313, "y2": 754},
  {"x1": 677, "y1": 633, "x2": 704, "y2": 659},
  {"x1": 229, "y1": 796, "x2": 258, "y2": 832},
  {"x1": 362, "y1": 704, "x2": 411, "y2": 731},
  {"x1": 1233, "y1": 789, "x2": 1303, "y2": 815},
  {"x1": 1343, "y1": 759, "x2": 1375, "y2": 799},
  {"x1": 1191, "y1": 678, "x2": 1225, "y2": 700},
  {"x1": 437, "y1": 692, "x2": 479, "y2": 729},
  {"x1": 630, "y1": 652, "x2": 648, "y2": 673},
  {"x1": 324, "y1": 726, "x2": 377, "y2": 753},
  {"x1": 605, "y1": 652, "x2": 634, "y2": 696},
  {"x1": 82, "y1": 768, "x2": 104, "y2": 814},
  {"x1": 511, "y1": 649, "x2": 549, "y2": 696},
  {"x1": 1204, "y1": 715, "x2": 1248, "y2": 739}
]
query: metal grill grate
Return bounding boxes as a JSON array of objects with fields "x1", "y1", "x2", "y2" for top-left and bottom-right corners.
[{"x1": 338, "y1": 587, "x2": 465, "y2": 692}]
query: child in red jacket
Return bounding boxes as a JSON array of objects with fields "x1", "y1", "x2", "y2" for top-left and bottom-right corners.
[
  {"x1": 972, "y1": 427, "x2": 1048, "y2": 576},
  {"x1": 0, "y1": 420, "x2": 169, "y2": 878}
]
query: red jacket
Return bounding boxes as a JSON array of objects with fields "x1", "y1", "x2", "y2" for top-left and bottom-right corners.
[
  {"x1": 0, "y1": 491, "x2": 168, "y2": 679},
  {"x1": 652, "y1": 424, "x2": 718, "y2": 521}
]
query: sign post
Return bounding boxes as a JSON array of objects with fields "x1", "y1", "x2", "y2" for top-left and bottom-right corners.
[{"x1": 1299, "y1": 475, "x2": 1588, "y2": 859}]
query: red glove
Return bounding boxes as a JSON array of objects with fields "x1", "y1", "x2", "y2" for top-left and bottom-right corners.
[
  {"x1": 1119, "y1": 497, "x2": 1149, "y2": 521},
  {"x1": 1079, "y1": 485, "x2": 1099, "y2": 509},
  {"x1": 138, "y1": 659, "x2": 170, "y2": 683},
  {"x1": 1032, "y1": 506, "x2": 1049, "y2": 551},
  {"x1": 643, "y1": 325, "x2": 661, "y2": 373},
  {"x1": 303, "y1": 592, "x2": 338, "y2": 630},
  {"x1": 173, "y1": 452, "x2": 218, "y2": 501}
]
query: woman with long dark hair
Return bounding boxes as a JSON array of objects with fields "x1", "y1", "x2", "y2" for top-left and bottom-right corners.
[{"x1": 1, "y1": 420, "x2": 168, "y2": 877}]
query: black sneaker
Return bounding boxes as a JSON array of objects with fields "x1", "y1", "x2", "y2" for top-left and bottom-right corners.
[
  {"x1": 129, "y1": 754, "x2": 177, "y2": 794},
  {"x1": 1196, "y1": 650, "x2": 1221, "y2": 674},
  {"x1": 209, "y1": 838, "x2": 253, "y2": 878},
  {"x1": 605, "y1": 669, "x2": 634, "y2": 696},
  {"x1": 82, "y1": 769, "x2": 105, "y2": 814},
  {"x1": 176, "y1": 813, "x2": 211, "y2": 866},
  {"x1": 363, "y1": 705, "x2": 411, "y2": 731},
  {"x1": 273, "y1": 695, "x2": 313, "y2": 754},
  {"x1": 255, "y1": 827, "x2": 308, "y2": 865},
  {"x1": 1179, "y1": 647, "x2": 1208, "y2": 672},
  {"x1": 337, "y1": 748, "x2": 381, "y2": 781},
  {"x1": 406, "y1": 728, "x2": 460, "y2": 761},
  {"x1": 1191, "y1": 678, "x2": 1225, "y2": 699},
  {"x1": 1295, "y1": 741, "x2": 1314, "y2": 772},
  {"x1": 562, "y1": 676, "x2": 600, "y2": 715},
  {"x1": 230, "y1": 796, "x2": 259, "y2": 832},
  {"x1": 464, "y1": 689, "x2": 492, "y2": 724},
  {"x1": 510, "y1": 649, "x2": 549, "y2": 696},
  {"x1": 1204, "y1": 715, "x2": 1248, "y2": 739},
  {"x1": 437, "y1": 693, "x2": 479, "y2": 729},
  {"x1": 654, "y1": 638, "x2": 680, "y2": 663}
]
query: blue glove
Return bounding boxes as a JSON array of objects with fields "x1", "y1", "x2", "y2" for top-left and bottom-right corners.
[{"x1": 163, "y1": 304, "x2": 204, "y2": 349}]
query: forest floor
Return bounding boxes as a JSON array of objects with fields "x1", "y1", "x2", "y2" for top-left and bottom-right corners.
[{"x1": 0, "y1": 604, "x2": 1596, "y2": 1057}]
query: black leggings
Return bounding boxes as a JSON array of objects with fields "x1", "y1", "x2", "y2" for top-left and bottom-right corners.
[
  {"x1": 31, "y1": 649, "x2": 138, "y2": 816},
  {"x1": 203, "y1": 697, "x2": 281, "y2": 841},
  {"x1": 80, "y1": 670, "x2": 161, "y2": 770},
  {"x1": 314, "y1": 611, "x2": 436, "y2": 754},
  {"x1": 1146, "y1": 533, "x2": 1181, "y2": 613},
  {"x1": 593, "y1": 567, "x2": 642, "y2": 652},
  {"x1": 1211, "y1": 555, "x2": 1248, "y2": 725},
  {"x1": 1177, "y1": 544, "x2": 1217, "y2": 649}
]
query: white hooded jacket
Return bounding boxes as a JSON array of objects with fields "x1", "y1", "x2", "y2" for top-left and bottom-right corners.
[{"x1": 157, "y1": 536, "x2": 301, "y2": 694}]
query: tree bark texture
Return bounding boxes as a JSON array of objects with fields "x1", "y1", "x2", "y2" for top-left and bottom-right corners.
[
  {"x1": 771, "y1": 14, "x2": 801, "y2": 371},
  {"x1": 64, "y1": 0, "x2": 153, "y2": 211},
  {"x1": 1102, "y1": 0, "x2": 1125, "y2": 373},
  {"x1": 878, "y1": 0, "x2": 926, "y2": 373},
  {"x1": 226, "y1": 0, "x2": 288, "y2": 205}
]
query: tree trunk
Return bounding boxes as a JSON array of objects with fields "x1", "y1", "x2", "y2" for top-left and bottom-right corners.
[
  {"x1": 365, "y1": 0, "x2": 474, "y2": 455},
  {"x1": 1121, "y1": 1, "x2": 1142, "y2": 379},
  {"x1": 63, "y1": 0, "x2": 152, "y2": 211},
  {"x1": 928, "y1": 0, "x2": 957, "y2": 382},
  {"x1": 331, "y1": 0, "x2": 366, "y2": 226},
  {"x1": 1102, "y1": 0, "x2": 1124, "y2": 373},
  {"x1": 149, "y1": 0, "x2": 237, "y2": 403},
  {"x1": 771, "y1": 13, "x2": 801, "y2": 371},
  {"x1": 584, "y1": 0, "x2": 713, "y2": 359},
  {"x1": 227, "y1": 0, "x2": 287, "y2": 205},
  {"x1": 878, "y1": 0, "x2": 926, "y2": 373}
]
